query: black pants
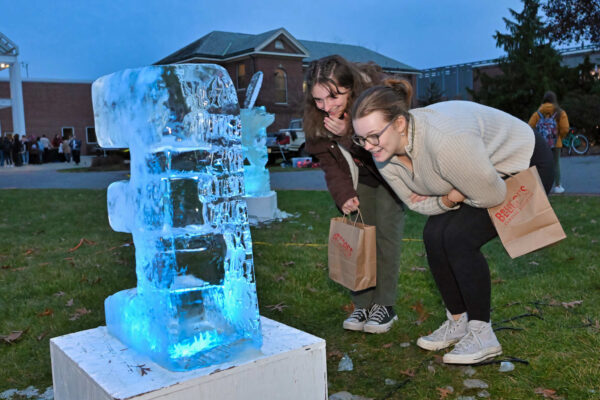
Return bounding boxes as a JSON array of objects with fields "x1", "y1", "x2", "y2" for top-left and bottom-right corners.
[{"x1": 423, "y1": 132, "x2": 554, "y2": 322}]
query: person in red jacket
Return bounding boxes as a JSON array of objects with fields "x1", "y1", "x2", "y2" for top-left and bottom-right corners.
[
  {"x1": 528, "y1": 91, "x2": 570, "y2": 193},
  {"x1": 303, "y1": 55, "x2": 404, "y2": 334}
]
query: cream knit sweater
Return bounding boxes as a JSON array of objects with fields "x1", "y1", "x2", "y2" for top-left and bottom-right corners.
[{"x1": 376, "y1": 101, "x2": 535, "y2": 215}]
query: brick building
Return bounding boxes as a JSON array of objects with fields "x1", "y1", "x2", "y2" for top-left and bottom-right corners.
[
  {"x1": 156, "y1": 27, "x2": 420, "y2": 131},
  {"x1": 0, "y1": 27, "x2": 419, "y2": 153}
]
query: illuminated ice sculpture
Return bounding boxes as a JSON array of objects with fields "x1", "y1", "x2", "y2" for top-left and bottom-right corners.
[
  {"x1": 239, "y1": 72, "x2": 285, "y2": 222},
  {"x1": 92, "y1": 64, "x2": 262, "y2": 371}
]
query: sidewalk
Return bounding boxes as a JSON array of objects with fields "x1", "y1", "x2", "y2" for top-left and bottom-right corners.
[{"x1": 0, "y1": 155, "x2": 93, "y2": 173}]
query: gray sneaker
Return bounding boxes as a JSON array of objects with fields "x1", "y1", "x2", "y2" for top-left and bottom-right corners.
[
  {"x1": 342, "y1": 307, "x2": 369, "y2": 331},
  {"x1": 442, "y1": 319, "x2": 502, "y2": 364},
  {"x1": 416, "y1": 310, "x2": 468, "y2": 351}
]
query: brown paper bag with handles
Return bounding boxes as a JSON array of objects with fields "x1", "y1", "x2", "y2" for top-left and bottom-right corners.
[
  {"x1": 328, "y1": 210, "x2": 377, "y2": 291},
  {"x1": 488, "y1": 166, "x2": 566, "y2": 258}
]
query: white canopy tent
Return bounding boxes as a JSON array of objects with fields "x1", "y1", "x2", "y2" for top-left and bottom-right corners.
[{"x1": 0, "y1": 32, "x2": 26, "y2": 136}]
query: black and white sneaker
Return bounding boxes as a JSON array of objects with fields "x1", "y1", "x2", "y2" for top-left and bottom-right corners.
[
  {"x1": 342, "y1": 308, "x2": 369, "y2": 331},
  {"x1": 363, "y1": 304, "x2": 398, "y2": 334}
]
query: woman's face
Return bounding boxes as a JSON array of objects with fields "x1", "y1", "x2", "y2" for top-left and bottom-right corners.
[
  {"x1": 311, "y1": 83, "x2": 350, "y2": 119},
  {"x1": 353, "y1": 111, "x2": 406, "y2": 163}
]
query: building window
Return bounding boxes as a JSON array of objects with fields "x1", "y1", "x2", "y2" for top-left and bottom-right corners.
[
  {"x1": 237, "y1": 63, "x2": 246, "y2": 89},
  {"x1": 275, "y1": 40, "x2": 284, "y2": 50},
  {"x1": 62, "y1": 127, "x2": 74, "y2": 139},
  {"x1": 274, "y1": 68, "x2": 287, "y2": 104},
  {"x1": 86, "y1": 126, "x2": 97, "y2": 144}
]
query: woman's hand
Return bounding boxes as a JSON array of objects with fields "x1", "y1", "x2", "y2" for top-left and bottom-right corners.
[
  {"x1": 341, "y1": 196, "x2": 360, "y2": 215},
  {"x1": 447, "y1": 189, "x2": 466, "y2": 204},
  {"x1": 410, "y1": 192, "x2": 429, "y2": 203},
  {"x1": 324, "y1": 113, "x2": 350, "y2": 137}
]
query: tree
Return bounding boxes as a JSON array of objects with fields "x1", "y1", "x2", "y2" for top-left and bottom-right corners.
[
  {"x1": 472, "y1": 0, "x2": 569, "y2": 120},
  {"x1": 418, "y1": 82, "x2": 444, "y2": 106},
  {"x1": 542, "y1": 0, "x2": 600, "y2": 44}
]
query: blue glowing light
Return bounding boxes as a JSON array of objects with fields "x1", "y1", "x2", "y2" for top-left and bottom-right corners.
[{"x1": 92, "y1": 64, "x2": 262, "y2": 371}]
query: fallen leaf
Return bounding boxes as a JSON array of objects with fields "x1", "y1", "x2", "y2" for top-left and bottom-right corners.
[
  {"x1": 274, "y1": 275, "x2": 286, "y2": 282},
  {"x1": 281, "y1": 261, "x2": 295, "y2": 267},
  {"x1": 529, "y1": 261, "x2": 539, "y2": 266},
  {"x1": 1, "y1": 330, "x2": 27, "y2": 344},
  {"x1": 327, "y1": 349, "x2": 343, "y2": 359},
  {"x1": 68, "y1": 238, "x2": 97, "y2": 252},
  {"x1": 399, "y1": 369, "x2": 415, "y2": 377},
  {"x1": 315, "y1": 262, "x2": 325, "y2": 269},
  {"x1": 66, "y1": 299, "x2": 74, "y2": 307},
  {"x1": 437, "y1": 387, "x2": 453, "y2": 399},
  {"x1": 411, "y1": 266, "x2": 427, "y2": 272},
  {"x1": 382, "y1": 343, "x2": 393, "y2": 349},
  {"x1": 410, "y1": 300, "x2": 431, "y2": 325},
  {"x1": 54, "y1": 291, "x2": 65, "y2": 297},
  {"x1": 432, "y1": 354, "x2": 444, "y2": 363},
  {"x1": 342, "y1": 303, "x2": 354, "y2": 314},
  {"x1": 591, "y1": 219, "x2": 597, "y2": 224},
  {"x1": 1, "y1": 265, "x2": 11, "y2": 269},
  {"x1": 534, "y1": 387, "x2": 562, "y2": 399},
  {"x1": 266, "y1": 302, "x2": 287, "y2": 312},
  {"x1": 91, "y1": 277, "x2": 102, "y2": 285},
  {"x1": 69, "y1": 308, "x2": 91, "y2": 321},
  {"x1": 38, "y1": 308, "x2": 54, "y2": 317},
  {"x1": 306, "y1": 286, "x2": 318, "y2": 293},
  {"x1": 38, "y1": 262, "x2": 49, "y2": 267},
  {"x1": 562, "y1": 300, "x2": 583, "y2": 309},
  {"x1": 24, "y1": 249, "x2": 34, "y2": 256},
  {"x1": 492, "y1": 278, "x2": 505, "y2": 284},
  {"x1": 37, "y1": 331, "x2": 49, "y2": 341}
]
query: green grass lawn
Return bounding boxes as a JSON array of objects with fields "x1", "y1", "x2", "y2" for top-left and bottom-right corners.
[{"x1": 0, "y1": 190, "x2": 599, "y2": 399}]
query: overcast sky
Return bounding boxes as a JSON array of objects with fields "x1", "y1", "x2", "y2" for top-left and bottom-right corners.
[{"x1": 1, "y1": 0, "x2": 529, "y2": 81}]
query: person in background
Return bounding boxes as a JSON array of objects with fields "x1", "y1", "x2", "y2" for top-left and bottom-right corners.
[
  {"x1": 40, "y1": 134, "x2": 51, "y2": 163},
  {"x1": 2, "y1": 134, "x2": 13, "y2": 167},
  {"x1": 62, "y1": 137, "x2": 72, "y2": 163},
  {"x1": 528, "y1": 91, "x2": 569, "y2": 194},
  {"x1": 70, "y1": 135, "x2": 82, "y2": 165},
  {"x1": 351, "y1": 79, "x2": 553, "y2": 364},
  {"x1": 12, "y1": 134, "x2": 22, "y2": 167},
  {"x1": 303, "y1": 55, "x2": 405, "y2": 334},
  {"x1": 21, "y1": 135, "x2": 29, "y2": 165}
]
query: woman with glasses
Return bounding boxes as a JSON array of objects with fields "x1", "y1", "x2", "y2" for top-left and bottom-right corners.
[
  {"x1": 303, "y1": 55, "x2": 405, "y2": 334},
  {"x1": 351, "y1": 79, "x2": 554, "y2": 364}
]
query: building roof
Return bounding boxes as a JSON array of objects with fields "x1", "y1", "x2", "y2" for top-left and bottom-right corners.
[{"x1": 156, "y1": 27, "x2": 419, "y2": 74}]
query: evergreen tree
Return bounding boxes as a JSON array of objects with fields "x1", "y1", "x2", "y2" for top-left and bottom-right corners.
[
  {"x1": 472, "y1": 0, "x2": 568, "y2": 120},
  {"x1": 418, "y1": 82, "x2": 444, "y2": 106}
]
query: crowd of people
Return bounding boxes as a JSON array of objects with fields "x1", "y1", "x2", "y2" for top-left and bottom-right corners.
[
  {"x1": 303, "y1": 54, "x2": 558, "y2": 365},
  {"x1": 0, "y1": 133, "x2": 82, "y2": 167}
]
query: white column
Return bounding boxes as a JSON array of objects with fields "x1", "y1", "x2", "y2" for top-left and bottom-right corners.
[{"x1": 9, "y1": 59, "x2": 26, "y2": 136}]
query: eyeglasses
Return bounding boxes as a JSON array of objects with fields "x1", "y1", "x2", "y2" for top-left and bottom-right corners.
[{"x1": 352, "y1": 119, "x2": 395, "y2": 147}]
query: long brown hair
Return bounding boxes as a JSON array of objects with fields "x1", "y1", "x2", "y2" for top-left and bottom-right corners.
[
  {"x1": 541, "y1": 90, "x2": 563, "y2": 119},
  {"x1": 352, "y1": 78, "x2": 414, "y2": 124},
  {"x1": 303, "y1": 55, "x2": 383, "y2": 140}
]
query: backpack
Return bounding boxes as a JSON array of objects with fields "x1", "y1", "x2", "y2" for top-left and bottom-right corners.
[{"x1": 535, "y1": 111, "x2": 558, "y2": 148}]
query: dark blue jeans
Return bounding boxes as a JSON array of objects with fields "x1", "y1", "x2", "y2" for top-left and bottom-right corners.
[{"x1": 423, "y1": 132, "x2": 554, "y2": 322}]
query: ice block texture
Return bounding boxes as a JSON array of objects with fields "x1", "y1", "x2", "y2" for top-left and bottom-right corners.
[{"x1": 92, "y1": 64, "x2": 262, "y2": 371}]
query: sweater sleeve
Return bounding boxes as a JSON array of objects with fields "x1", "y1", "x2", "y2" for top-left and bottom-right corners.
[
  {"x1": 437, "y1": 134, "x2": 507, "y2": 208},
  {"x1": 307, "y1": 141, "x2": 357, "y2": 209}
]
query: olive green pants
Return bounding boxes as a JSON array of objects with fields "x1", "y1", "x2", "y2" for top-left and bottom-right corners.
[{"x1": 351, "y1": 182, "x2": 405, "y2": 308}]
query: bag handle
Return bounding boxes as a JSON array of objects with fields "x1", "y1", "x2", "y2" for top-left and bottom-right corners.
[{"x1": 343, "y1": 208, "x2": 364, "y2": 227}]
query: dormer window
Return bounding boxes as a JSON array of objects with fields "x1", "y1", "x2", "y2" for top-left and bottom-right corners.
[{"x1": 274, "y1": 40, "x2": 284, "y2": 50}]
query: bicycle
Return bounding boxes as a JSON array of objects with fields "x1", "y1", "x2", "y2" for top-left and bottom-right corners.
[{"x1": 561, "y1": 128, "x2": 589, "y2": 156}]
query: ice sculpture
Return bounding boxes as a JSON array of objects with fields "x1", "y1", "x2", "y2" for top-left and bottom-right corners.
[
  {"x1": 240, "y1": 72, "x2": 275, "y2": 197},
  {"x1": 91, "y1": 64, "x2": 262, "y2": 371}
]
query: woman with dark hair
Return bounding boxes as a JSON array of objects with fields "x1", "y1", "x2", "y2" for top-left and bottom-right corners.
[
  {"x1": 303, "y1": 55, "x2": 405, "y2": 334},
  {"x1": 351, "y1": 79, "x2": 554, "y2": 364},
  {"x1": 528, "y1": 91, "x2": 570, "y2": 193}
]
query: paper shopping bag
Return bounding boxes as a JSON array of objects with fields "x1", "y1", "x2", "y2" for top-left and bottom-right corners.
[
  {"x1": 488, "y1": 166, "x2": 566, "y2": 258},
  {"x1": 328, "y1": 212, "x2": 376, "y2": 291}
]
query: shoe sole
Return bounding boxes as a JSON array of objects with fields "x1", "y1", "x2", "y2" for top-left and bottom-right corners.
[
  {"x1": 343, "y1": 321, "x2": 366, "y2": 331},
  {"x1": 442, "y1": 346, "x2": 502, "y2": 364},
  {"x1": 363, "y1": 316, "x2": 398, "y2": 334},
  {"x1": 416, "y1": 337, "x2": 460, "y2": 351}
]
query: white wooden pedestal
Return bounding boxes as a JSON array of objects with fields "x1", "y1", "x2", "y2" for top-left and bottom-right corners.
[{"x1": 50, "y1": 316, "x2": 327, "y2": 400}]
